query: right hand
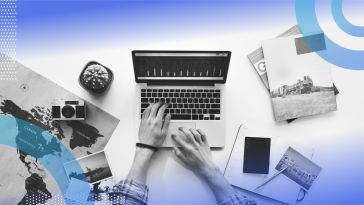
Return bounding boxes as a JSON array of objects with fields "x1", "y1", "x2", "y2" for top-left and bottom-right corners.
[
  {"x1": 172, "y1": 127, "x2": 219, "y2": 178},
  {"x1": 172, "y1": 128, "x2": 237, "y2": 203}
]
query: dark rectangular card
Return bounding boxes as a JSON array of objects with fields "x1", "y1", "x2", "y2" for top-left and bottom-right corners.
[{"x1": 243, "y1": 137, "x2": 271, "y2": 174}]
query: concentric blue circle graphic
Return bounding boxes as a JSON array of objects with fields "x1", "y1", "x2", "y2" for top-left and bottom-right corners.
[
  {"x1": 0, "y1": 115, "x2": 93, "y2": 205},
  {"x1": 295, "y1": 0, "x2": 364, "y2": 70},
  {"x1": 332, "y1": 0, "x2": 364, "y2": 37}
]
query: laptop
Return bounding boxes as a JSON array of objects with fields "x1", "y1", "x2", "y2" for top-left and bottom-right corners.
[{"x1": 132, "y1": 50, "x2": 231, "y2": 147}]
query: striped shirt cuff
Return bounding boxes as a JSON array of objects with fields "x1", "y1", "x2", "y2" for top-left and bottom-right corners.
[
  {"x1": 115, "y1": 179, "x2": 149, "y2": 204},
  {"x1": 219, "y1": 193, "x2": 257, "y2": 205}
]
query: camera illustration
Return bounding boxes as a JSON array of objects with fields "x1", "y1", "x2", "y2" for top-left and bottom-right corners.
[{"x1": 52, "y1": 100, "x2": 86, "y2": 120}]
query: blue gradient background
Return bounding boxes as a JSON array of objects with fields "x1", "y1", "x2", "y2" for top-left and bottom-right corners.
[
  {"x1": 17, "y1": 0, "x2": 295, "y2": 57},
  {"x1": 14, "y1": 0, "x2": 364, "y2": 204}
]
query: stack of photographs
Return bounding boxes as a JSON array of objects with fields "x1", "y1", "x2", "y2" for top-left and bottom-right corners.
[
  {"x1": 247, "y1": 25, "x2": 339, "y2": 122},
  {"x1": 64, "y1": 151, "x2": 122, "y2": 204}
]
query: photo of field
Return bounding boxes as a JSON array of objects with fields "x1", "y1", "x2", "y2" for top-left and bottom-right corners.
[{"x1": 272, "y1": 91, "x2": 337, "y2": 121}]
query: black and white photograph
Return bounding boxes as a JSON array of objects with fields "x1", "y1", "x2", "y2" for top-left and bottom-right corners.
[
  {"x1": 275, "y1": 147, "x2": 322, "y2": 190},
  {"x1": 247, "y1": 25, "x2": 301, "y2": 90},
  {"x1": 64, "y1": 151, "x2": 113, "y2": 184},
  {"x1": 262, "y1": 34, "x2": 337, "y2": 121}
]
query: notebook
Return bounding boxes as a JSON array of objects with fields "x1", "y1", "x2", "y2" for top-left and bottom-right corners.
[{"x1": 262, "y1": 34, "x2": 337, "y2": 121}]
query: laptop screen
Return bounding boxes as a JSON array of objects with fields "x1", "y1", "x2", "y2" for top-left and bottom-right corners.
[{"x1": 132, "y1": 51, "x2": 231, "y2": 84}]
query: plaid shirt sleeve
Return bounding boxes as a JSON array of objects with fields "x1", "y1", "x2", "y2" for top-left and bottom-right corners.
[
  {"x1": 219, "y1": 193, "x2": 257, "y2": 205},
  {"x1": 111, "y1": 180, "x2": 255, "y2": 205},
  {"x1": 112, "y1": 179, "x2": 149, "y2": 205}
]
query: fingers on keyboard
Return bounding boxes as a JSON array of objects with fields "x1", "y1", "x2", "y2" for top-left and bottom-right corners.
[{"x1": 141, "y1": 89, "x2": 221, "y2": 120}]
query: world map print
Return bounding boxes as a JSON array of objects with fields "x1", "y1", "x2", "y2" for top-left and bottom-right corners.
[{"x1": 0, "y1": 60, "x2": 119, "y2": 204}]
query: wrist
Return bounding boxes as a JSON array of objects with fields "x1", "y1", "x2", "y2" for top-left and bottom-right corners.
[
  {"x1": 199, "y1": 164, "x2": 222, "y2": 181},
  {"x1": 134, "y1": 147, "x2": 155, "y2": 161},
  {"x1": 136, "y1": 142, "x2": 159, "y2": 152},
  {"x1": 127, "y1": 147, "x2": 155, "y2": 184},
  {"x1": 199, "y1": 165, "x2": 235, "y2": 203}
]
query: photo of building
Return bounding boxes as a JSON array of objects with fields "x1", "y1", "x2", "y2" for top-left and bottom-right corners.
[{"x1": 276, "y1": 147, "x2": 322, "y2": 190}]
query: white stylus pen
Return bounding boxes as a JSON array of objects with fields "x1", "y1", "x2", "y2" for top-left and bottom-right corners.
[{"x1": 254, "y1": 166, "x2": 288, "y2": 190}]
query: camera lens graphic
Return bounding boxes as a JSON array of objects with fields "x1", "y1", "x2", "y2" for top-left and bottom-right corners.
[
  {"x1": 295, "y1": 0, "x2": 364, "y2": 70},
  {"x1": 62, "y1": 105, "x2": 76, "y2": 118}
]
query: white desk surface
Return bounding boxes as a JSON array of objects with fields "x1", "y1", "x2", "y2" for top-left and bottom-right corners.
[{"x1": 19, "y1": 25, "x2": 364, "y2": 205}]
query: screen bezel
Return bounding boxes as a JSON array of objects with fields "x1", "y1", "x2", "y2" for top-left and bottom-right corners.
[{"x1": 132, "y1": 50, "x2": 231, "y2": 85}]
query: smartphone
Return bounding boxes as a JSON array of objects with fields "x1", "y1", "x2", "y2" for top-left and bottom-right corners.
[{"x1": 243, "y1": 137, "x2": 271, "y2": 174}]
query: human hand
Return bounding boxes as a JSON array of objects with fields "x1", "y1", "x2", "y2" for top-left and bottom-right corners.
[
  {"x1": 172, "y1": 128, "x2": 218, "y2": 178},
  {"x1": 138, "y1": 102, "x2": 171, "y2": 147},
  {"x1": 128, "y1": 103, "x2": 171, "y2": 185},
  {"x1": 172, "y1": 128, "x2": 236, "y2": 203}
]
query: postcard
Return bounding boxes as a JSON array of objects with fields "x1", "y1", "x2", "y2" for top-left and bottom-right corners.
[{"x1": 276, "y1": 147, "x2": 322, "y2": 190}]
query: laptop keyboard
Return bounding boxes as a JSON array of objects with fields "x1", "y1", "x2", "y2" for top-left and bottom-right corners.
[{"x1": 141, "y1": 89, "x2": 221, "y2": 120}]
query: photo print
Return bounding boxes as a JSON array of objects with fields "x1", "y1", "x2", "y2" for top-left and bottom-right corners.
[
  {"x1": 262, "y1": 33, "x2": 337, "y2": 121},
  {"x1": 64, "y1": 151, "x2": 113, "y2": 184},
  {"x1": 275, "y1": 147, "x2": 322, "y2": 190}
]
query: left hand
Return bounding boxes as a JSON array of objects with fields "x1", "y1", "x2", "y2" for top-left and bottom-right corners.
[{"x1": 138, "y1": 102, "x2": 171, "y2": 147}]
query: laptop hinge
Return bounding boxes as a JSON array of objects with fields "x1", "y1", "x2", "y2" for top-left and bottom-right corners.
[{"x1": 147, "y1": 81, "x2": 215, "y2": 86}]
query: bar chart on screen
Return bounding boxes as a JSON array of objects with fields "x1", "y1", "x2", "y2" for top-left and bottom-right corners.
[{"x1": 133, "y1": 52, "x2": 230, "y2": 81}]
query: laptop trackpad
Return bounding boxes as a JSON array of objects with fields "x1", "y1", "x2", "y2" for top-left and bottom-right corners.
[{"x1": 164, "y1": 122, "x2": 196, "y2": 146}]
